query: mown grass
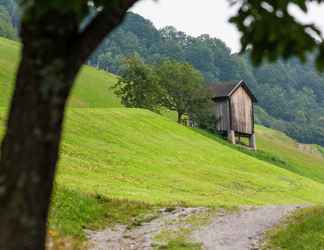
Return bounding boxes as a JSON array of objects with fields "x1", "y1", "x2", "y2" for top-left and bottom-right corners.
[
  {"x1": 54, "y1": 108, "x2": 324, "y2": 206},
  {"x1": 256, "y1": 125, "x2": 324, "y2": 184},
  {"x1": 2, "y1": 104, "x2": 324, "y2": 241},
  {"x1": 264, "y1": 206, "x2": 324, "y2": 250},
  {"x1": 2, "y1": 36, "x2": 324, "y2": 187},
  {"x1": 0, "y1": 37, "x2": 121, "y2": 108},
  {"x1": 194, "y1": 129, "x2": 292, "y2": 170},
  {"x1": 53, "y1": 108, "x2": 324, "y2": 241},
  {"x1": 197, "y1": 125, "x2": 324, "y2": 185}
]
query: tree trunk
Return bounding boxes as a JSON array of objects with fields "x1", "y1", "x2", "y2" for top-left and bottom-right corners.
[
  {"x1": 0, "y1": 13, "x2": 79, "y2": 250},
  {"x1": 0, "y1": 1, "x2": 139, "y2": 248},
  {"x1": 177, "y1": 112, "x2": 183, "y2": 124}
]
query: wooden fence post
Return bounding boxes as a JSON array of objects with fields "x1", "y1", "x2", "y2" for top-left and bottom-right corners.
[{"x1": 228, "y1": 130, "x2": 236, "y2": 144}]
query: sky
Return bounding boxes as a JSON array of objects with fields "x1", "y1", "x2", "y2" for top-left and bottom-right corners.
[{"x1": 131, "y1": 0, "x2": 324, "y2": 53}]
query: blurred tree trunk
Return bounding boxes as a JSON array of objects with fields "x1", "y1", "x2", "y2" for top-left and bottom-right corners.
[
  {"x1": 0, "y1": 12, "x2": 80, "y2": 250},
  {"x1": 177, "y1": 112, "x2": 184, "y2": 124},
  {"x1": 0, "y1": 1, "x2": 139, "y2": 249}
]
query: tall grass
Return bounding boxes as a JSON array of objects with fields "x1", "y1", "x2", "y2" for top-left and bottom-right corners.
[{"x1": 264, "y1": 206, "x2": 324, "y2": 250}]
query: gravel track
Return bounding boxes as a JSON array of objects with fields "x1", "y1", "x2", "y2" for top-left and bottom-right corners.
[
  {"x1": 86, "y1": 205, "x2": 303, "y2": 250},
  {"x1": 191, "y1": 205, "x2": 303, "y2": 250},
  {"x1": 86, "y1": 207, "x2": 207, "y2": 250}
]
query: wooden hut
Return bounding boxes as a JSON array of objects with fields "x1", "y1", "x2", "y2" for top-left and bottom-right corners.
[{"x1": 209, "y1": 80, "x2": 257, "y2": 150}]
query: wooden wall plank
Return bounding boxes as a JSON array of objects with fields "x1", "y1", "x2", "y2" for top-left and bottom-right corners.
[
  {"x1": 230, "y1": 86, "x2": 253, "y2": 134},
  {"x1": 214, "y1": 100, "x2": 230, "y2": 131}
]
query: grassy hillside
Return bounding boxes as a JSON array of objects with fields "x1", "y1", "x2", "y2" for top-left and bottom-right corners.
[
  {"x1": 3, "y1": 107, "x2": 324, "y2": 240},
  {"x1": 0, "y1": 37, "x2": 121, "y2": 108},
  {"x1": 256, "y1": 126, "x2": 324, "y2": 184},
  {"x1": 52, "y1": 108, "x2": 324, "y2": 206},
  {"x1": 2, "y1": 36, "x2": 324, "y2": 207},
  {"x1": 2, "y1": 37, "x2": 324, "y2": 180},
  {"x1": 264, "y1": 206, "x2": 324, "y2": 249},
  {"x1": 2, "y1": 36, "x2": 324, "y2": 243}
]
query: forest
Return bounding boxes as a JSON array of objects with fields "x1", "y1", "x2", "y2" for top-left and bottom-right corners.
[
  {"x1": 0, "y1": 0, "x2": 17, "y2": 39},
  {"x1": 1, "y1": 0, "x2": 324, "y2": 146}
]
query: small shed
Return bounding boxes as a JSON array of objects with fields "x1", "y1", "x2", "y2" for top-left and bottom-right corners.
[{"x1": 209, "y1": 80, "x2": 257, "y2": 150}]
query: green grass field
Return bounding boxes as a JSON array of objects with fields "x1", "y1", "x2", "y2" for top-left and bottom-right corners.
[
  {"x1": 54, "y1": 108, "x2": 324, "y2": 206},
  {"x1": 264, "y1": 206, "x2": 324, "y2": 250},
  {"x1": 256, "y1": 125, "x2": 324, "y2": 184},
  {"x1": 2, "y1": 36, "x2": 324, "y2": 246},
  {"x1": 0, "y1": 37, "x2": 121, "y2": 108},
  {"x1": 22, "y1": 107, "x2": 324, "y2": 241}
]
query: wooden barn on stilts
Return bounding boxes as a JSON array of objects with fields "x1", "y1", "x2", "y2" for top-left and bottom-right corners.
[{"x1": 209, "y1": 80, "x2": 257, "y2": 150}]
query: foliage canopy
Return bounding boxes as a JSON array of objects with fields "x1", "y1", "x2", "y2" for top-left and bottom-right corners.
[
  {"x1": 156, "y1": 60, "x2": 206, "y2": 122},
  {"x1": 113, "y1": 56, "x2": 163, "y2": 111},
  {"x1": 0, "y1": 6, "x2": 16, "y2": 39},
  {"x1": 230, "y1": 0, "x2": 324, "y2": 70},
  {"x1": 113, "y1": 58, "x2": 207, "y2": 122}
]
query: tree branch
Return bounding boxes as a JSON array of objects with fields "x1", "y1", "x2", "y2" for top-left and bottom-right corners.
[{"x1": 72, "y1": 0, "x2": 140, "y2": 69}]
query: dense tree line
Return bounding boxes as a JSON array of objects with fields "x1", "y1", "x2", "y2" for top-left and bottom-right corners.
[
  {"x1": 89, "y1": 14, "x2": 239, "y2": 82},
  {"x1": 0, "y1": 5, "x2": 17, "y2": 39},
  {"x1": 0, "y1": 0, "x2": 17, "y2": 39},
  {"x1": 0, "y1": 0, "x2": 18, "y2": 25}
]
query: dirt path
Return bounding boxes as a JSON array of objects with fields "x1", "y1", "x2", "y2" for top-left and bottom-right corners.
[
  {"x1": 191, "y1": 205, "x2": 302, "y2": 250},
  {"x1": 86, "y1": 205, "x2": 303, "y2": 250},
  {"x1": 86, "y1": 207, "x2": 207, "y2": 250}
]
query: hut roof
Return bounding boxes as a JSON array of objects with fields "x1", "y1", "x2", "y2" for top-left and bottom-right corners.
[{"x1": 209, "y1": 80, "x2": 257, "y2": 103}]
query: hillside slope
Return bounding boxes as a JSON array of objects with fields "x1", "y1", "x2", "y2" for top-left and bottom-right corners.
[
  {"x1": 2, "y1": 37, "x2": 324, "y2": 204},
  {"x1": 2, "y1": 37, "x2": 324, "y2": 242},
  {"x1": 0, "y1": 37, "x2": 121, "y2": 108},
  {"x1": 50, "y1": 108, "x2": 324, "y2": 206},
  {"x1": 256, "y1": 126, "x2": 324, "y2": 184},
  {"x1": 1, "y1": 105, "x2": 323, "y2": 207}
]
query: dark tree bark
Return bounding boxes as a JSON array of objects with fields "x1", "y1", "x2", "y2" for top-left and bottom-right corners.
[
  {"x1": 177, "y1": 112, "x2": 183, "y2": 124},
  {"x1": 0, "y1": 1, "x2": 139, "y2": 249}
]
